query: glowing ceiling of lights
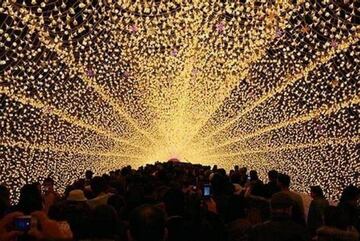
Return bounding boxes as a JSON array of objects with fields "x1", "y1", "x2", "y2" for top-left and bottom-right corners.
[{"x1": 0, "y1": 0, "x2": 359, "y2": 200}]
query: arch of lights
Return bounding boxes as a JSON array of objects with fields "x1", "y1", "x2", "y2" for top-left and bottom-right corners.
[{"x1": 0, "y1": 0, "x2": 359, "y2": 201}]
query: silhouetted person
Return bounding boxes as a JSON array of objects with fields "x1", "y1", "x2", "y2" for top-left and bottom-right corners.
[
  {"x1": 129, "y1": 205, "x2": 166, "y2": 241},
  {"x1": 90, "y1": 205, "x2": 121, "y2": 240},
  {"x1": 247, "y1": 192, "x2": 309, "y2": 241},
  {"x1": 16, "y1": 183, "x2": 43, "y2": 214},
  {"x1": 227, "y1": 195, "x2": 251, "y2": 241},
  {"x1": 0, "y1": 185, "x2": 10, "y2": 218},
  {"x1": 88, "y1": 176, "x2": 112, "y2": 209},
  {"x1": 316, "y1": 206, "x2": 359, "y2": 241},
  {"x1": 43, "y1": 177, "x2": 60, "y2": 213},
  {"x1": 277, "y1": 173, "x2": 305, "y2": 225},
  {"x1": 85, "y1": 170, "x2": 94, "y2": 186},
  {"x1": 307, "y1": 186, "x2": 329, "y2": 237},
  {"x1": 338, "y1": 185, "x2": 360, "y2": 232},
  {"x1": 163, "y1": 188, "x2": 189, "y2": 241},
  {"x1": 264, "y1": 170, "x2": 280, "y2": 198}
]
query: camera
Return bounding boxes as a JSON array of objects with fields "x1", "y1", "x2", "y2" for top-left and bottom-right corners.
[{"x1": 14, "y1": 216, "x2": 32, "y2": 232}]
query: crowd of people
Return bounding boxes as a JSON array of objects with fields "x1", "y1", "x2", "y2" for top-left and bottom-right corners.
[{"x1": 0, "y1": 161, "x2": 359, "y2": 241}]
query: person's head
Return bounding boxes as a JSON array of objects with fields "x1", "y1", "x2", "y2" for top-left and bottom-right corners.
[
  {"x1": 234, "y1": 165, "x2": 239, "y2": 171},
  {"x1": 91, "y1": 205, "x2": 120, "y2": 239},
  {"x1": 129, "y1": 205, "x2": 166, "y2": 241},
  {"x1": 270, "y1": 192, "x2": 293, "y2": 217},
  {"x1": 90, "y1": 176, "x2": 106, "y2": 196},
  {"x1": 324, "y1": 206, "x2": 348, "y2": 230},
  {"x1": 85, "y1": 170, "x2": 94, "y2": 180},
  {"x1": 107, "y1": 194, "x2": 126, "y2": 218},
  {"x1": 277, "y1": 173, "x2": 290, "y2": 190},
  {"x1": 268, "y1": 170, "x2": 278, "y2": 182},
  {"x1": 43, "y1": 177, "x2": 55, "y2": 192},
  {"x1": 239, "y1": 167, "x2": 247, "y2": 175},
  {"x1": 0, "y1": 185, "x2": 10, "y2": 205},
  {"x1": 339, "y1": 185, "x2": 360, "y2": 207},
  {"x1": 163, "y1": 188, "x2": 184, "y2": 216},
  {"x1": 18, "y1": 183, "x2": 43, "y2": 214},
  {"x1": 249, "y1": 170, "x2": 258, "y2": 181},
  {"x1": 310, "y1": 186, "x2": 325, "y2": 199}
]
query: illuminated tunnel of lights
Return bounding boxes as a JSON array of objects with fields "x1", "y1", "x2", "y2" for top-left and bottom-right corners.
[{"x1": 0, "y1": 0, "x2": 359, "y2": 201}]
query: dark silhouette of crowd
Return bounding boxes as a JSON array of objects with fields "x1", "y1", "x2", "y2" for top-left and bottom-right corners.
[{"x1": 0, "y1": 161, "x2": 359, "y2": 241}]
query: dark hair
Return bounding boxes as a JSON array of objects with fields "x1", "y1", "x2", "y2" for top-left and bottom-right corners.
[
  {"x1": 85, "y1": 170, "x2": 93, "y2": 180},
  {"x1": 339, "y1": 185, "x2": 360, "y2": 203},
  {"x1": 129, "y1": 205, "x2": 166, "y2": 241},
  {"x1": 17, "y1": 184, "x2": 43, "y2": 214},
  {"x1": 0, "y1": 185, "x2": 10, "y2": 201},
  {"x1": 43, "y1": 177, "x2": 54, "y2": 186},
  {"x1": 163, "y1": 188, "x2": 184, "y2": 216},
  {"x1": 268, "y1": 170, "x2": 278, "y2": 181},
  {"x1": 310, "y1": 186, "x2": 325, "y2": 198},
  {"x1": 91, "y1": 205, "x2": 120, "y2": 239},
  {"x1": 249, "y1": 170, "x2": 258, "y2": 181},
  {"x1": 324, "y1": 206, "x2": 348, "y2": 230},
  {"x1": 107, "y1": 194, "x2": 126, "y2": 218},
  {"x1": 277, "y1": 173, "x2": 290, "y2": 188},
  {"x1": 90, "y1": 176, "x2": 106, "y2": 196}
]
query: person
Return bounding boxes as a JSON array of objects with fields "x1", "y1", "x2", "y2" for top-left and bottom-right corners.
[
  {"x1": 90, "y1": 205, "x2": 121, "y2": 240},
  {"x1": 85, "y1": 170, "x2": 94, "y2": 186},
  {"x1": 42, "y1": 177, "x2": 60, "y2": 213},
  {"x1": 227, "y1": 195, "x2": 251, "y2": 241},
  {"x1": 87, "y1": 176, "x2": 113, "y2": 209},
  {"x1": 0, "y1": 211, "x2": 73, "y2": 241},
  {"x1": 337, "y1": 185, "x2": 360, "y2": 232},
  {"x1": 128, "y1": 205, "x2": 167, "y2": 241},
  {"x1": 0, "y1": 185, "x2": 11, "y2": 218},
  {"x1": 307, "y1": 186, "x2": 329, "y2": 237},
  {"x1": 0, "y1": 212, "x2": 24, "y2": 241},
  {"x1": 49, "y1": 190, "x2": 91, "y2": 240},
  {"x1": 16, "y1": 184, "x2": 43, "y2": 214},
  {"x1": 277, "y1": 173, "x2": 305, "y2": 225},
  {"x1": 316, "y1": 206, "x2": 359, "y2": 241},
  {"x1": 163, "y1": 188, "x2": 189, "y2": 241},
  {"x1": 247, "y1": 192, "x2": 309, "y2": 241},
  {"x1": 264, "y1": 170, "x2": 280, "y2": 198}
]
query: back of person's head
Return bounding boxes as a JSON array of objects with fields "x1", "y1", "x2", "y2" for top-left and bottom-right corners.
[
  {"x1": 339, "y1": 185, "x2": 360, "y2": 205},
  {"x1": 107, "y1": 194, "x2": 126, "y2": 218},
  {"x1": 18, "y1": 183, "x2": 43, "y2": 214},
  {"x1": 268, "y1": 170, "x2": 278, "y2": 182},
  {"x1": 277, "y1": 173, "x2": 290, "y2": 189},
  {"x1": 0, "y1": 185, "x2": 10, "y2": 205},
  {"x1": 91, "y1": 205, "x2": 120, "y2": 239},
  {"x1": 85, "y1": 170, "x2": 93, "y2": 180},
  {"x1": 49, "y1": 200, "x2": 92, "y2": 239},
  {"x1": 90, "y1": 176, "x2": 106, "y2": 196},
  {"x1": 249, "y1": 170, "x2": 258, "y2": 181},
  {"x1": 211, "y1": 173, "x2": 228, "y2": 195},
  {"x1": 43, "y1": 177, "x2": 54, "y2": 186},
  {"x1": 163, "y1": 188, "x2": 184, "y2": 216},
  {"x1": 310, "y1": 186, "x2": 325, "y2": 198},
  {"x1": 0, "y1": 185, "x2": 10, "y2": 218},
  {"x1": 324, "y1": 206, "x2": 348, "y2": 230},
  {"x1": 129, "y1": 205, "x2": 166, "y2": 241}
]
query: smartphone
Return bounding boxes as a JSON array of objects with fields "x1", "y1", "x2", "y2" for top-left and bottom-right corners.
[
  {"x1": 203, "y1": 184, "x2": 211, "y2": 198},
  {"x1": 14, "y1": 216, "x2": 32, "y2": 232}
]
